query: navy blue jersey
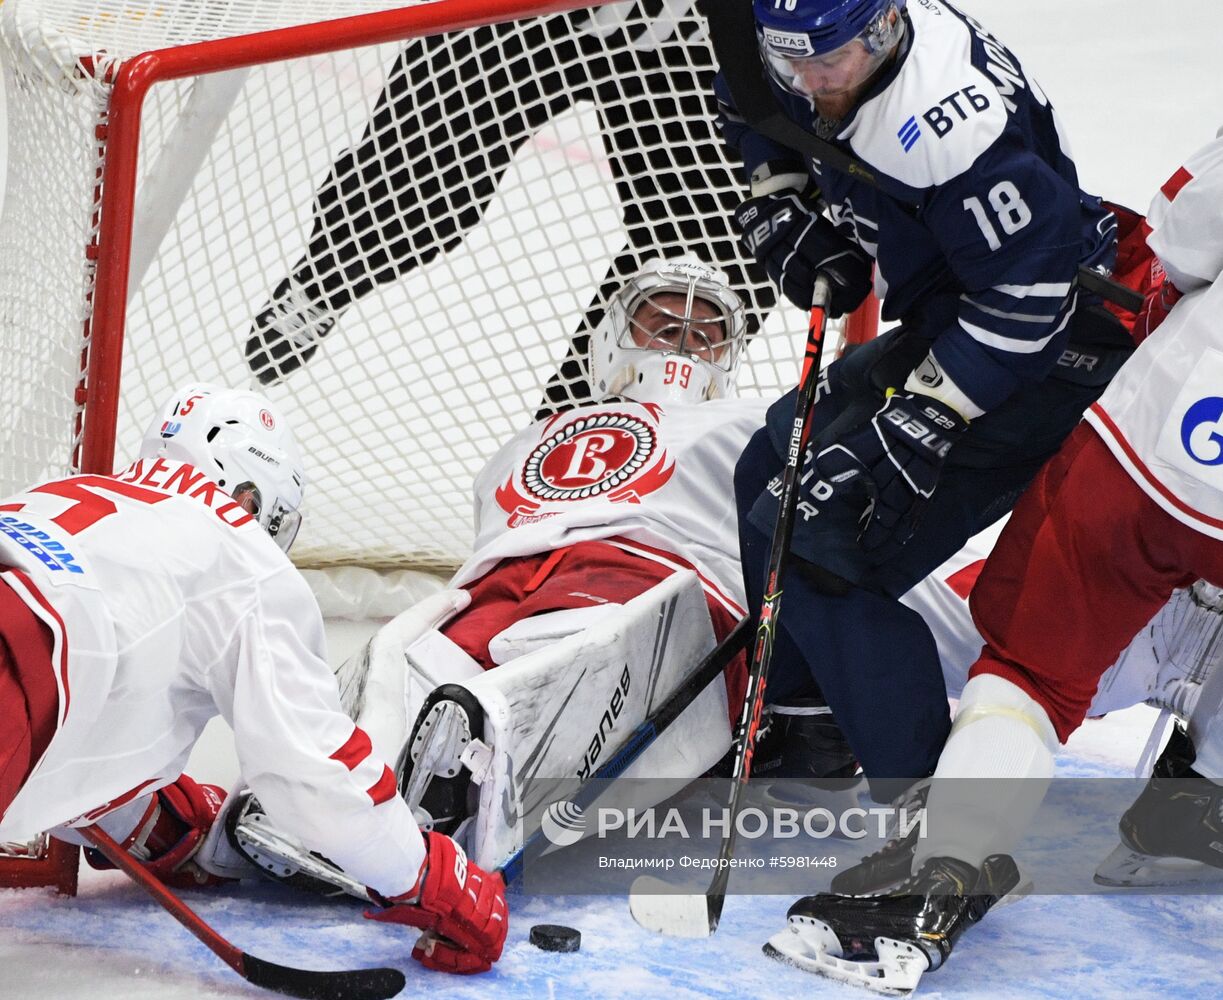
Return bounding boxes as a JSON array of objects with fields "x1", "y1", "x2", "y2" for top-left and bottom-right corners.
[{"x1": 716, "y1": 0, "x2": 1117, "y2": 411}]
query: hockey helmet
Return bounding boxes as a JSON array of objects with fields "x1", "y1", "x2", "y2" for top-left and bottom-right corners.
[
  {"x1": 589, "y1": 255, "x2": 748, "y2": 405},
  {"x1": 139, "y1": 383, "x2": 306, "y2": 552},
  {"x1": 754, "y1": 0, "x2": 906, "y2": 101}
]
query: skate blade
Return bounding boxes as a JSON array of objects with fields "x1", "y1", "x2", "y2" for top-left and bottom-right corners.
[
  {"x1": 402, "y1": 700, "x2": 474, "y2": 828},
  {"x1": 628, "y1": 876, "x2": 715, "y2": 938},
  {"x1": 763, "y1": 915, "x2": 927, "y2": 995},
  {"x1": 232, "y1": 808, "x2": 372, "y2": 901},
  {"x1": 1094, "y1": 843, "x2": 1223, "y2": 888}
]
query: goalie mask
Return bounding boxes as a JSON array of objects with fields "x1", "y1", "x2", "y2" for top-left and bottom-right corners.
[
  {"x1": 139, "y1": 383, "x2": 306, "y2": 552},
  {"x1": 589, "y1": 255, "x2": 748, "y2": 405}
]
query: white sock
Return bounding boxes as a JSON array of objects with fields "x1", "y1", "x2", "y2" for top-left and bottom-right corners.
[{"x1": 913, "y1": 673, "x2": 1059, "y2": 870}]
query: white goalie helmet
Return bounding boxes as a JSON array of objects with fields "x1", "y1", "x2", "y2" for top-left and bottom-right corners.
[
  {"x1": 589, "y1": 254, "x2": 748, "y2": 404},
  {"x1": 138, "y1": 383, "x2": 306, "y2": 552}
]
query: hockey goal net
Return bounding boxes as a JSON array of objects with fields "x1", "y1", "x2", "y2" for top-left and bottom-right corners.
[{"x1": 0, "y1": 0, "x2": 877, "y2": 889}]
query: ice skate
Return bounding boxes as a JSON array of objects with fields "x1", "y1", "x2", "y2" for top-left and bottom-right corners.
[
  {"x1": 764, "y1": 854, "x2": 1021, "y2": 995},
  {"x1": 752, "y1": 699, "x2": 866, "y2": 815},
  {"x1": 245, "y1": 276, "x2": 342, "y2": 385},
  {"x1": 1095, "y1": 723, "x2": 1223, "y2": 888},
  {"x1": 395, "y1": 683, "x2": 486, "y2": 840},
  {"x1": 829, "y1": 780, "x2": 929, "y2": 895}
]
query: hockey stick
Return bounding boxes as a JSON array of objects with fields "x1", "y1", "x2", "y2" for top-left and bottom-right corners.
[
  {"x1": 81, "y1": 825, "x2": 406, "y2": 1000},
  {"x1": 699, "y1": 0, "x2": 1145, "y2": 314},
  {"x1": 497, "y1": 613, "x2": 751, "y2": 884},
  {"x1": 629, "y1": 282, "x2": 835, "y2": 937}
]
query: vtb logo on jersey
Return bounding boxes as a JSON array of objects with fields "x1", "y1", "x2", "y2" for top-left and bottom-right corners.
[{"x1": 496, "y1": 411, "x2": 675, "y2": 527}]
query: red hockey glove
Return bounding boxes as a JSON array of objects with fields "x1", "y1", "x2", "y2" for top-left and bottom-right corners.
[
  {"x1": 84, "y1": 774, "x2": 231, "y2": 889},
  {"x1": 364, "y1": 832, "x2": 507, "y2": 975}
]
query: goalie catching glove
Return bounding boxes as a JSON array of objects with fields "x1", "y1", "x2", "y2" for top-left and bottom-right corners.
[
  {"x1": 733, "y1": 192, "x2": 872, "y2": 317},
  {"x1": 366, "y1": 831, "x2": 507, "y2": 975}
]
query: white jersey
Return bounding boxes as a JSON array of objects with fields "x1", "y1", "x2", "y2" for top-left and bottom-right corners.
[
  {"x1": 0, "y1": 460, "x2": 424, "y2": 897},
  {"x1": 1085, "y1": 134, "x2": 1223, "y2": 539},
  {"x1": 452, "y1": 397, "x2": 770, "y2": 616}
]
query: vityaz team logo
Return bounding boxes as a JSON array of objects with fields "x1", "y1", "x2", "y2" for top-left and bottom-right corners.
[{"x1": 496, "y1": 409, "x2": 675, "y2": 527}]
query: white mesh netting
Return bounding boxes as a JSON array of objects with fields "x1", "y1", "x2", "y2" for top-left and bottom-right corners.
[{"x1": 0, "y1": 0, "x2": 843, "y2": 573}]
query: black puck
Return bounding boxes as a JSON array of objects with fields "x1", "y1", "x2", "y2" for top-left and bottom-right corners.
[{"x1": 529, "y1": 923, "x2": 581, "y2": 953}]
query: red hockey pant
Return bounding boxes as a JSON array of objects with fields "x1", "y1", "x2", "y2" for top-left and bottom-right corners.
[
  {"x1": 969, "y1": 424, "x2": 1223, "y2": 743},
  {"x1": 443, "y1": 540, "x2": 747, "y2": 721},
  {"x1": 0, "y1": 574, "x2": 58, "y2": 819}
]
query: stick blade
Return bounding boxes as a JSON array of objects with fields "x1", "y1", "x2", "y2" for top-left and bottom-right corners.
[
  {"x1": 628, "y1": 875, "x2": 721, "y2": 938},
  {"x1": 241, "y1": 954, "x2": 406, "y2": 1000}
]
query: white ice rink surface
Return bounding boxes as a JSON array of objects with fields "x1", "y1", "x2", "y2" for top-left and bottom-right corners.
[{"x1": 4, "y1": 0, "x2": 1223, "y2": 997}]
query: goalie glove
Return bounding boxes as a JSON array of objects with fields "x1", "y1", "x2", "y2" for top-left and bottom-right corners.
[
  {"x1": 733, "y1": 192, "x2": 873, "y2": 317},
  {"x1": 365, "y1": 832, "x2": 507, "y2": 975},
  {"x1": 83, "y1": 774, "x2": 231, "y2": 889}
]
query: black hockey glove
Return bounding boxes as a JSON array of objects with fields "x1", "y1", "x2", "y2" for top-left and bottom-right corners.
[
  {"x1": 812, "y1": 390, "x2": 969, "y2": 553},
  {"x1": 733, "y1": 192, "x2": 873, "y2": 317}
]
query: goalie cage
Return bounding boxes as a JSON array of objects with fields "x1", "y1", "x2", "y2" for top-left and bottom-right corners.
[{"x1": 0, "y1": 0, "x2": 880, "y2": 891}]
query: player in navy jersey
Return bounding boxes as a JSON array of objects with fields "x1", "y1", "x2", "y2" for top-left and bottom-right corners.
[{"x1": 717, "y1": 0, "x2": 1135, "y2": 810}]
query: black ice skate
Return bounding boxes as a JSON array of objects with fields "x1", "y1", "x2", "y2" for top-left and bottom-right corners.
[
  {"x1": 396, "y1": 683, "x2": 485, "y2": 840},
  {"x1": 829, "y1": 780, "x2": 930, "y2": 896},
  {"x1": 1095, "y1": 722, "x2": 1223, "y2": 887},
  {"x1": 751, "y1": 699, "x2": 865, "y2": 815},
  {"x1": 244, "y1": 276, "x2": 341, "y2": 385},
  {"x1": 764, "y1": 854, "x2": 1021, "y2": 995}
]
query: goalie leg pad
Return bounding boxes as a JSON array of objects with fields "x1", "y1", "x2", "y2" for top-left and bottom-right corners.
[
  {"x1": 399, "y1": 571, "x2": 731, "y2": 871},
  {"x1": 334, "y1": 588, "x2": 478, "y2": 764}
]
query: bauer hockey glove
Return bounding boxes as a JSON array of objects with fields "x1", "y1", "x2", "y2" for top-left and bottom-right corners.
[
  {"x1": 733, "y1": 192, "x2": 872, "y2": 317},
  {"x1": 812, "y1": 390, "x2": 968, "y2": 553},
  {"x1": 83, "y1": 774, "x2": 232, "y2": 889},
  {"x1": 365, "y1": 832, "x2": 507, "y2": 975}
]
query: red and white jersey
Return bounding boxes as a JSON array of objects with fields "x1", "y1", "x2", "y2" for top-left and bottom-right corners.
[
  {"x1": 451, "y1": 397, "x2": 770, "y2": 617},
  {"x1": 1085, "y1": 134, "x2": 1223, "y2": 539},
  {"x1": 903, "y1": 520, "x2": 1183, "y2": 719},
  {"x1": 0, "y1": 460, "x2": 424, "y2": 897}
]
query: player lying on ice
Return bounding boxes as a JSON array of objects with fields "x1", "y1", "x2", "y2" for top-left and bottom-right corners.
[
  {"x1": 224, "y1": 252, "x2": 1222, "y2": 907},
  {"x1": 230, "y1": 254, "x2": 772, "y2": 880},
  {"x1": 759, "y1": 133, "x2": 1223, "y2": 995},
  {"x1": 0, "y1": 383, "x2": 507, "y2": 976}
]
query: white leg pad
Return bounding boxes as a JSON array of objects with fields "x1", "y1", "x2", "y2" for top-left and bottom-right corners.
[
  {"x1": 443, "y1": 570, "x2": 731, "y2": 870},
  {"x1": 334, "y1": 588, "x2": 477, "y2": 764},
  {"x1": 915, "y1": 673, "x2": 1058, "y2": 870}
]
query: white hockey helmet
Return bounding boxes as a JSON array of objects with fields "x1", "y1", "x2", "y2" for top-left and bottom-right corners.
[
  {"x1": 138, "y1": 383, "x2": 306, "y2": 552},
  {"x1": 589, "y1": 254, "x2": 748, "y2": 404}
]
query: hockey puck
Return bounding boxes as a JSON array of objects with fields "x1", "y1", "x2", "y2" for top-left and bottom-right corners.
[{"x1": 529, "y1": 923, "x2": 581, "y2": 953}]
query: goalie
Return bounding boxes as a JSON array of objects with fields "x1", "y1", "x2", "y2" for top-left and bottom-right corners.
[{"x1": 231, "y1": 253, "x2": 875, "y2": 886}]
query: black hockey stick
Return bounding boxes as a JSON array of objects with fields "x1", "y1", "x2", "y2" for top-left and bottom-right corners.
[
  {"x1": 497, "y1": 613, "x2": 752, "y2": 884},
  {"x1": 700, "y1": 0, "x2": 1145, "y2": 314},
  {"x1": 629, "y1": 282, "x2": 835, "y2": 937},
  {"x1": 82, "y1": 826, "x2": 405, "y2": 1000}
]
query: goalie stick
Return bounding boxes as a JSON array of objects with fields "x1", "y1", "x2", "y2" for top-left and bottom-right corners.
[
  {"x1": 700, "y1": 0, "x2": 1145, "y2": 314},
  {"x1": 629, "y1": 283, "x2": 835, "y2": 937},
  {"x1": 81, "y1": 825, "x2": 406, "y2": 1000}
]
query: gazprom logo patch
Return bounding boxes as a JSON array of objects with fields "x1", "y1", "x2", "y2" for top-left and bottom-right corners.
[
  {"x1": 762, "y1": 27, "x2": 814, "y2": 56},
  {"x1": 1181, "y1": 397, "x2": 1223, "y2": 466}
]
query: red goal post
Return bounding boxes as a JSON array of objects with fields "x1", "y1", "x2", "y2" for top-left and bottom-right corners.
[{"x1": 0, "y1": 0, "x2": 880, "y2": 890}]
